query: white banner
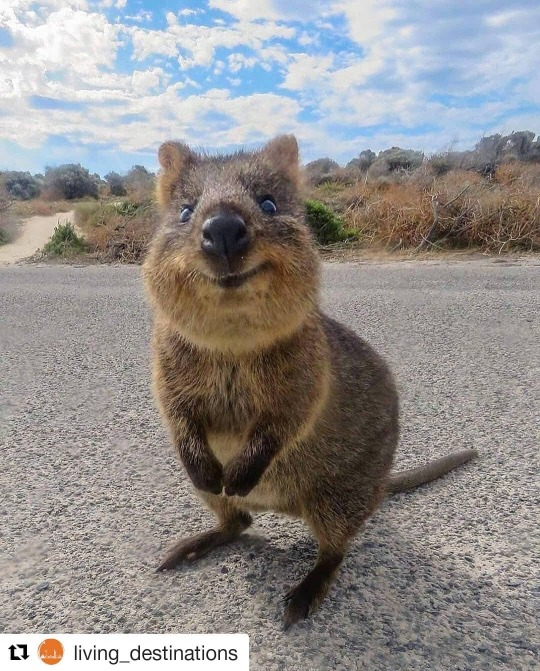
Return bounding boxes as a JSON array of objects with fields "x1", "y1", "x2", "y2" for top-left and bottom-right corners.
[{"x1": 1, "y1": 635, "x2": 249, "y2": 670}]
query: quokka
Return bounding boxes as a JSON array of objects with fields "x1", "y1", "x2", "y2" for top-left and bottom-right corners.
[{"x1": 142, "y1": 135, "x2": 477, "y2": 628}]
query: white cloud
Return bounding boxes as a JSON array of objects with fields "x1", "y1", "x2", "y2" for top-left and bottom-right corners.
[
  {"x1": 208, "y1": 0, "x2": 278, "y2": 22},
  {"x1": 0, "y1": 0, "x2": 88, "y2": 20},
  {"x1": 131, "y1": 67, "x2": 166, "y2": 94},
  {"x1": 99, "y1": 0, "x2": 127, "y2": 8},
  {"x1": 227, "y1": 53, "x2": 258, "y2": 73},
  {"x1": 0, "y1": 6, "x2": 121, "y2": 105},
  {"x1": 213, "y1": 60, "x2": 226, "y2": 75},
  {"x1": 334, "y1": 0, "x2": 397, "y2": 44},
  {"x1": 1, "y1": 0, "x2": 539, "y2": 168},
  {"x1": 485, "y1": 9, "x2": 524, "y2": 28},
  {"x1": 209, "y1": 0, "x2": 331, "y2": 23},
  {"x1": 281, "y1": 53, "x2": 334, "y2": 91},
  {"x1": 130, "y1": 20, "x2": 295, "y2": 69},
  {"x1": 278, "y1": 0, "x2": 540, "y2": 151},
  {"x1": 298, "y1": 32, "x2": 316, "y2": 47},
  {"x1": 124, "y1": 10, "x2": 152, "y2": 23}
]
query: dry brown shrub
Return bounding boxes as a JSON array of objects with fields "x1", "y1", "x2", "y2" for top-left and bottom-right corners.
[
  {"x1": 78, "y1": 201, "x2": 159, "y2": 262},
  {"x1": 495, "y1": 162, "x2": 540, "y2": 188},
  {"x1": 125, "y1": 181, "x2": 155, "y2": 204},
  {"x1": 0, "y1": 185, "x2": 11, "y2": 212},
  {"x1": 12, "y1": 199, "x2": 74, "y2": 217},
  {"x1": 332, "y1": 165, "x2": 540, "y2": 252}
]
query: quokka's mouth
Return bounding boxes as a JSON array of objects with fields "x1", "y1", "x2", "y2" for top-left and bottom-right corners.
[{"x1": 208, "y1": 263, "x2": 268, "y2": 289}]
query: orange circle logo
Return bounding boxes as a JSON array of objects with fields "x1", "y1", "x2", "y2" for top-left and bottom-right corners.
[{"x1": 38, "y1": 639, "x2": 64, "y2": 665}]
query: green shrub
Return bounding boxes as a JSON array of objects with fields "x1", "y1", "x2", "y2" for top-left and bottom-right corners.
[
  {"x1": 305, "y1": 200, "x2": 356, "y2": 245},
  {"x1": 112, "y1": 200, "x2": 140, "y2": 216},
  {"x1": 75, "y1": 200, "x2": 147, "y2": 231},
  {"x1": 0, "y1": 228, "x2": 10, "y2": 245},
  {"x1": 315, "y1": 180, "x2": 350, "y2": 198},
  {"x1": 74, "y1": 201, "x2": 102, "y2": 228},
  {"x1": 42, "y1": 222, "x2": 87, "y2": 257}
]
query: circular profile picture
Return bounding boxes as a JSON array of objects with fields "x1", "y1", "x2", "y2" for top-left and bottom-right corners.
[{"x1": 38, "y1": 639, "x2": 64, "y2": 665}]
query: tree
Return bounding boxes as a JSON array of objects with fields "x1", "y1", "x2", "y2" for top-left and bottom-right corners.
[
  {"x1": 43, "y1": 164, "x2": 99, "y2": 200},
  {"x1": 304, "y1": 158, "x2": 340, "y2": 185},
  {"x1": 346, "y1": 149, "x2": 376, "y2": 172},
  {"x1": 378, "y1": 147, "x2": 424, "y2": 172},
  {"x1": 104, "y1": 171, "x2": 127, "y2": 197},
  {"x1": 527, "y1": 137, "x2": 540, "y2": 162},
  {"x1": 124, "y1": 165, "x2": 155, "y2": 201},
  {"x1": 503, "y1": 131, "x2": 535, "y2": 160},
  {"x1": 1, "y1": 171, "x2": 40, "y2": 200}
]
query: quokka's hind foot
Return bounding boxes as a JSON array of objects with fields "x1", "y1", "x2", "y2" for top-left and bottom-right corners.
[
  {"x1": 157, "y1": 510, "x2": 252, "y2": 571},
  {"x1": 282, "y1": 549, "x2": 344, "y2": 630}
]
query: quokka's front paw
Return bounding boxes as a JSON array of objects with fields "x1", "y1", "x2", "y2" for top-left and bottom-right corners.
[
  {"x1": 222, "y1": 458, "x2": 261, "y2": 497},
  {"x1": 187, "y1": 456, "x2": 223, "y2": 495}
]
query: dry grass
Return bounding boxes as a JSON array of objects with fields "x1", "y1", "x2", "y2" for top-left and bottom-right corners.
[
  {"x1": 75, "y1": 200, "x2": 158, "y2": 263},
  {"x1": 313, "y1": 163, "x2": 540, "y2": 253},
  {"x1": 12, "y1": 198, "x2": 75, "y2": 217}
]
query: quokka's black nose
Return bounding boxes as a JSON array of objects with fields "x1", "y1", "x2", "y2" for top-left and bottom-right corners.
[{"x1": 201, "y1": 213, "x2": 249, "y2": 260}]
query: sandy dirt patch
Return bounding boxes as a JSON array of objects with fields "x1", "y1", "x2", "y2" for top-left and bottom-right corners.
[{"x1": 0, "y1": 210, "x2": 75, "y2": 265}]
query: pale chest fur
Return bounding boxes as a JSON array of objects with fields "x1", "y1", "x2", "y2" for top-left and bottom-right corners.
[
  {"x1": 206, "y1": 430, "x2": 284, "y2": 512},
  {"x1": 205, "y1": 430, "x2": 247, "y2": 466}
]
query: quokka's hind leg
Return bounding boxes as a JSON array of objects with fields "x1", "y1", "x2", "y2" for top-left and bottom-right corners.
[
  {"x1": 282, "y1": 529, "x2": 348, "y2": 630},
  {"x1": 283, "y1": 483, "x2": 386, "y2": 628},
  {"x1": 157, "y1": 494, "x2": 252, "y2": 571}
]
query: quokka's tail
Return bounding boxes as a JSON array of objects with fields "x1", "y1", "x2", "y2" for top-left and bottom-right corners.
[{"x1": 387, "y1": 449, "x2": 478, "y2": 495}]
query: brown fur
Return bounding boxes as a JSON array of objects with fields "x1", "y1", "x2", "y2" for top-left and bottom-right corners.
[{"x1": 142, "y1": 135, "x2": 477, "y2": 628}]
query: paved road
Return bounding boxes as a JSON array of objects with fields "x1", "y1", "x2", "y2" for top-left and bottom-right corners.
[{"x1": 1, "y1": 261, "x2": 538, "y2": 670}]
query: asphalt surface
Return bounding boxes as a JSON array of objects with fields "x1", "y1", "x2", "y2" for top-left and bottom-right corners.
[{"x1": 1, "y1": 261, "x2": 539, "y2": 670}]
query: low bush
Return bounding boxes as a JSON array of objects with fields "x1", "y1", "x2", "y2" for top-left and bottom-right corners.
[
  {"x1": 42, "y1": 222, "x2": 87, "y2": 257},
  {"x1": 316, "y1": 163, "x2": 540, "y2": 252},
  {"x1": 75, "y1": 199, "x2": 158, "y2": 262},
  {"x1": 74, "y1": 201, "x2": 102, "y2": 228},
  {"x1": 305, "y1": 199, "x2": 356, "y2": 246},
  {"x1": 12, "y1": 198, "x2": 74, "y2": 218}
]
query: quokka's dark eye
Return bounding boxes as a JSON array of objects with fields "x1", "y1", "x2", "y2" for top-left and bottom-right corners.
[
  {"x1": 259, "y1": 198, "x2": 277, "y2": 215},
  {"x1": 180, "y1": 205, "x2": 193, "y2": 223}
]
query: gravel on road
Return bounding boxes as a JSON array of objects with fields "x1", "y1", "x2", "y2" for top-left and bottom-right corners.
[{"x1": 1, "y1": 261, "x2": 538, "y2": 670}]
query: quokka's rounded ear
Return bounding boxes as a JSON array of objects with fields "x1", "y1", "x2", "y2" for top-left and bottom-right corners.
[
  {"x1": 263, "y1": 135, "x2": 300, "y2": 172},
  {"x1": 158, "y1": 141, "x2": 195, "y2": 172},
  {"x1": 157, "y1": 141, "x2": 197, "y2": 208}
]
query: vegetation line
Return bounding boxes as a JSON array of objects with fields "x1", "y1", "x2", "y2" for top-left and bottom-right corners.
[{"x1": 1, "y1": 130, "x2": 539, "y2": 262}]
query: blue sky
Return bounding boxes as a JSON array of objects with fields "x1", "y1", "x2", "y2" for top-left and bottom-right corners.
[{"x1": 0, "y1": 0, "x2": 539, "y2": 176}]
